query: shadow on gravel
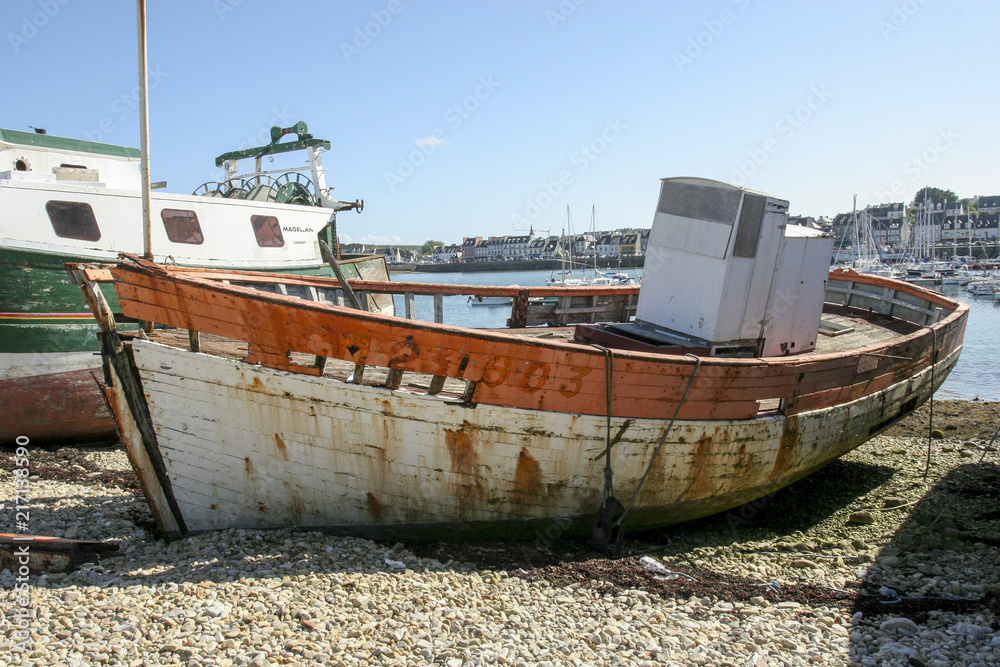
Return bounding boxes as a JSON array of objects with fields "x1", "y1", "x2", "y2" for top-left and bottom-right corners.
[
  {"x1": 0, "y1": 444, "x2": 140, "y2": 494},
  {"x1": 408, "y1": 457, "x2": 896, "y2": 572},
  {"x1": 851, "y1": 461, "x2": 1000, "y2": 624}
]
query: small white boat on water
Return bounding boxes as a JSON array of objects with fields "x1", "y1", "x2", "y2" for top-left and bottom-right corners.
[
  {"x1": 967, "y1": 277, "x2": 1000, "y2": 296},
  {"x1": 469, "y1": 295, "x2": 514, "y2": 306}
]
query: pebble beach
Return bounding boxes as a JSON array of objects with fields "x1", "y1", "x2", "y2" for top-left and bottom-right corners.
[{"x1": 1, "y1": 400, "x2": 998, "y2": 666}]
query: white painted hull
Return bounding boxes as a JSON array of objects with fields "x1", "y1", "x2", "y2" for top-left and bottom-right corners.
[
  {"x1": 121, "y1": 339, "x2": 959, "y2": 538},
  {"x1": 0, "y1": 351, "x2": 97, "y2": 380}
]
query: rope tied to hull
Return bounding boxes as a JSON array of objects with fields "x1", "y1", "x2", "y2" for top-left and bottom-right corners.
[
  {"x1": 924, "y1": 326, "x2": 938, "y2": 481},
  {"x1": 616, "y1": 354, "x2": 702, "y2": 527},
  {"x1": 588, "y1": 347, "x2": 702, "y2": 554},
  {"x1": 589, "y1": 345, "x2": 625, "y2": 553}
]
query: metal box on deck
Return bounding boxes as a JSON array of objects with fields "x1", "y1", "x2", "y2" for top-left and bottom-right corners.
[{"x1": 635, "y1": 177, "x2": 832, "y2": 356}]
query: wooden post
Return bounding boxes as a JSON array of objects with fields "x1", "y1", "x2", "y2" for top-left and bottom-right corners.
[
  {"x1": 461, "y1": 380, "x2": 477, "y2": 403},
  {"x1": 557, "y1": 296, "x2": 571, "y2": 326},
  {"x1": 355, "y1": 291, "x2": 369, "y2": 312},
  {"x1": 321, "y1": 239, "x2": 365, "y2": 381},
  {"x1": 509, "y1": 291, "x2": 529, "y2": 328},
  {"x1": 428, "y1": 375, "x2": 446, "y2": 395},
  {"x1": 320, "y1": 240, "x2": 362, "y2": 310},
  {"x1": 188, "y1": 330, "x2": 200, "y2": 352},
  {"x1": 405, "y1": 292, "x2": 415, "y2": 319},
  {"x1": 385, "y1": 369, "x2": 404, "y2": 390},
  {"x1": 433, "y1": 294, "x2": 444, "y2": 324}
]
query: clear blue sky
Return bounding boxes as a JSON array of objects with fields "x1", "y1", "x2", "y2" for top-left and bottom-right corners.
[{"x1": 5, "y1": 0, "x2": 998, "y2": 245}]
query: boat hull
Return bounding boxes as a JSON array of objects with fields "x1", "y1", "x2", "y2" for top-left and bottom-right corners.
[
  {"x1": 113, "y1": 337, "x2": 959, "y2": 540},
  {"x1": 0, "y1": 367, "x2": 114, "y2": 443},
  {"x1": 0, "y1": 246, "x2": 389, "y2": 443}
]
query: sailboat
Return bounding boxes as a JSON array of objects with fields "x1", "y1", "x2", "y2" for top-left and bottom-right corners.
[{"x1": 545, "y1": 206, "x2": 636, "y2": 287}]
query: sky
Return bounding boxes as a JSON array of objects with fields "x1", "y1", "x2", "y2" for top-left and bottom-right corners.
[{"x1": 4, "y1": 0, "x2": 998, "y2": 246}]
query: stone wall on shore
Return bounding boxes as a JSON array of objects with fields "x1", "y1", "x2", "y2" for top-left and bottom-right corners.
[{"x1": 389, "y1": 255, "x2": 645, "y2": 274}]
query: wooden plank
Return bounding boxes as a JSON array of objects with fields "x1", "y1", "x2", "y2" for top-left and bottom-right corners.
[
  {"x1": 386, "y1": 369, "x2": 404, "y2": 390},
  {"x1": 433, "y1": 294, "x2": 443, "y2": 324},
  {"x1": 103, "y1": 363, "x2": 185, "y2": 538},
  {"x1": 509, "y1": 291, "x2": 529, "y2": 328},
  {"x1": 428, "y1": 375, "x2": 446, "y2": 395}
]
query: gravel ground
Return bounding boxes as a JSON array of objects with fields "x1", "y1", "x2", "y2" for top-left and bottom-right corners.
[{"x1": 0, "y1": 400, "x2": 998, "y2": 666}]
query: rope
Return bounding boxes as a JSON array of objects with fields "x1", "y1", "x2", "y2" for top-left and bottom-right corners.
[
  {"x1": 614, "y1": 353, "x2": 702, "y2": 527},
  {"x1": 924, "y1": 326, "x2": 938, "y2": 481},
  {"x1": 590, "y1": 345, "x2": 616, "y2": 501}
]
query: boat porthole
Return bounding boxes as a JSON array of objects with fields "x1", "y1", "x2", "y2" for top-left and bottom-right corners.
[{"x1": 14, "y1": 158, "x2": 28, "y2": 171}]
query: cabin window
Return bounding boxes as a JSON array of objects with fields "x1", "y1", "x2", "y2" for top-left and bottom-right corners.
[
  {"x1": 14, "y1": 159, "x2": 28, "y2": 171},
  {"x1": 251, "y1": 215, "x2": 284, "y2": 248},
  {"x1": 161, "y1": 209, "x2": 204, "y2": 245},
  {"x1": 45, "y1": 201, "x2": 101, "y2": 241}
]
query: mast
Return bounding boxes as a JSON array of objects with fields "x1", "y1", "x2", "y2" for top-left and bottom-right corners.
[
  {"x1": 136, "y1": 0, "x2": 152, "y2": 259},
  {"x1": 851, "y1": 195, "x2": 860, "y2": 267},
  {"x1": 560, "y1": 226, "x2": 566, "y2": 283},
  {"x1": 591, "y1": 205, "x2": 598, "y2": 276}
]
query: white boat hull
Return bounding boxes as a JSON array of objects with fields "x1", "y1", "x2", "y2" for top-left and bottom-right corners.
[{"x1": 116, "y1": 338, "x2": 959, "y2": 539}]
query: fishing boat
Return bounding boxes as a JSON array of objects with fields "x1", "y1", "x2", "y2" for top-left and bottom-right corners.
[
  {"x1": 0, "y1": 122, "x2": 382, "y2": 443},
  {"x1": 75, "y1": 178, "x2": 967, "y2": 544}
]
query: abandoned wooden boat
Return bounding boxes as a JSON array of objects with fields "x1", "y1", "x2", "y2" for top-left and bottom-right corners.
[
  {"x1": 76, "y1": 178, "x2": 967, "y2": 542},
  {"x1": 0, "y1": 121, "x2": 375, "y2": 443}
]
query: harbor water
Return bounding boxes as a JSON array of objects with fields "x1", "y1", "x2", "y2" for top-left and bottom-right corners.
[{"x1": 394, "y1": 269, "x2": 998, "y2": 401}]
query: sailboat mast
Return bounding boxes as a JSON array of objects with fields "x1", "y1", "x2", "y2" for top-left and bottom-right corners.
[
  {"x1": 136, "y1": 0, "x2": 153, "y2": 259},
  {"x1": 591, "y1": 205, "x2": 598, "y2": 276},
  {"x1": 852, "y1": 195, "x2": 860, "y2": 267}
]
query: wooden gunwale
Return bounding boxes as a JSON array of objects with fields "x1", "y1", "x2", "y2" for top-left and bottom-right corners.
[{"x1": 107, "y1": 257, "x2": 968, "y2": 422}]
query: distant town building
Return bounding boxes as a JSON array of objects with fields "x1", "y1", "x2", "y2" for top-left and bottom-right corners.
[
  {"x1": 529, "y1": 237, "x2": 547, "y2": 258},
  {"x1": 573, "y1": 233, "x2": 595, "y2": 257},
  {"x1": 503, "y1": 229, "x2": 535, "y2": 259},
  {"x1": 341, "y1": 242, "x2": 367, "y2": 255},
  {"x1": 867, "y1": 202, "x2": 905, "y2": 220},
  {"x1": 975, "y1": 195, "x2": 1000, "y2": 214},
  {"x1": 462, "y1": 236, "x2": 481, "y2": 262},
  {"x1": 941, "y1": 214, "x2": 1000, "y2": 243},
  {"x1": 595, "y1": 233, "x2": 613, "y2": 256},
  {"x1": 541, "y1": 237, "x2": 562, "y2": 259},
  {"x1": 433, "y1": 244, "x2": 462, "y2": 261},
  {"x1": 619, "y1": 233, "x2": 639, "y2": 255}
]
